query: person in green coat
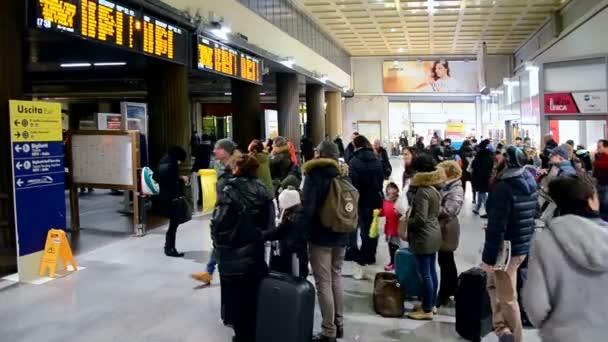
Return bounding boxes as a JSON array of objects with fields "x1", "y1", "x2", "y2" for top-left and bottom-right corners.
[
  {"x1": 248, "y1": 139, "x2": 273, "y2": 194},
  {"x1": 407, "y1": 153, "x2": 446, "y2": 321}
]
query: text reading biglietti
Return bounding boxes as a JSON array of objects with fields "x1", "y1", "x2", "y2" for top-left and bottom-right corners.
[{"x1": 36, "y1": 0, "x2": 187, "y2": 64}]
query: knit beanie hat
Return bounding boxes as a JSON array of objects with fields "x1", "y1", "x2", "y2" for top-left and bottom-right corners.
[
  {"x1": 505, "y1": 145, "x2": 526, "y2": 168},
  {"x1": 315, "y1": 141, "x2": 340, "y2": 160},
  {"x1": 550, "y1": 145, "x2": 571, "y2": 161},
  {"x1": 215, "y1": 138, "x2": 237, "y2": 155},
  {"x1": 278, "y1": 187, "x2": 301, "y2": 210},
  {"x1": 412, "y1": 153, "x2": 437, "y2": 173},
  {"x1": 437, "y1": 160, "x2": 462, "y2": 181}
]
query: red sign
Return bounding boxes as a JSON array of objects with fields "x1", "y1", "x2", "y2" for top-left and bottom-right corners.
[{"x1": 544, "y1": 93, "x2": 579, "y2": 114}]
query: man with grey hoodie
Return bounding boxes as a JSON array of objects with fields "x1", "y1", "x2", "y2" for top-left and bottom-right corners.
[{"x1": 524, "y1": 176, "x2": 608, "y2": 342}]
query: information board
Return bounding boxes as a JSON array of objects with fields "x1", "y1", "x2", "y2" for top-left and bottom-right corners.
[
  {"x1": 33, "y1": 0, "x2": 188, "y2": 65},
  {"x1": 9, "y1": 100, "x2": 66, "y2": 281},
  {"x1": 197, "y1": 35, "x2": 262, "y2": 84},
  {"x1": 71, "y1": 134, "x2": 134, "y2": 186}
]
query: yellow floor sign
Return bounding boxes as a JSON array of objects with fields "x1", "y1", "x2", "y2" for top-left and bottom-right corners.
[
  {"x1": 199, "y1": 169, "x2": 217, "y2": 213},
  {"x1": 39, "y1": 229, "x2": 78, "y2": 278}
]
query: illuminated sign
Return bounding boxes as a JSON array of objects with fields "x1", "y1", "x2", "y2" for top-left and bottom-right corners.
[
  {"x1": 33, "y1": 0, "x2": 188, "y2": 65},
  {"x1": 197, "y1": 35, "x2": 262, "y2": 85}
]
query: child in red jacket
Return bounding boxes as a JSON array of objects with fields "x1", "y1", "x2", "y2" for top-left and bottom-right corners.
[{"x1": 380, "y1": 182, "x2": 401, "y2": 271}]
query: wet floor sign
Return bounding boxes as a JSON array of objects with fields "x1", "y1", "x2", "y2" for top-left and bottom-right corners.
[{"x1": 39, "y1": 229, "x2": 78, "y2": 278}]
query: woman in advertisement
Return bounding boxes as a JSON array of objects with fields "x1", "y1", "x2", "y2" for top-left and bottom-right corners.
[{"x1": 415, "y1": 60, "x2": 463, "y2": 93}]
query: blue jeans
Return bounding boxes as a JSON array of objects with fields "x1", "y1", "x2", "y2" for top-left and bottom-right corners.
[
  {"x1": 207, "y1": 248, "x2": 217, "y2": 274},
  {"x1": 476, "y1": 192, "x2": 488, "y2": 212},
  {"x1": 415, "y1": 253, "x2": 438, "y2": 312}
]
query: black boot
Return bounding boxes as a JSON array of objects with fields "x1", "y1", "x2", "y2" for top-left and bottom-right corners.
[
  {"x1": 165, "y1": 247, "x2": 184, "y2": 257},
  {"x1": 336, "y1": 326, "x2": 344, "y2": 339},
  {"x1": 312, "y1": 333, "x2": 336, "y2": 342}
]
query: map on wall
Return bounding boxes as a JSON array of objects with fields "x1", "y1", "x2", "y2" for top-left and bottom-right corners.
[{"x1": 383, "y1": 60, "x2": 479, "y2": 93}]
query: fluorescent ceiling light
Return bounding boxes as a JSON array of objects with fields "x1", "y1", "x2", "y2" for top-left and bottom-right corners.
[
  {"x1": 221, "y1": 26, "x2": 231, "y2": 34},
  {"x1": 280, "y1": 57, "x2": 295, "y2": 68},
  {"x1": 259, "y1": 92, "x2": 267, "y2": 96},
  {"x1": 390, "y1": 28, "x2": 396, "y2": 32},
  {"x1": 211, "y1": 28, "x2": 228, "y2": 41},
  {"x1": 60, "y1": 63, "x2": 91, "y2": 68},
  {"x1": 224, "y1": 92, "x2": 232, "y2": 96},
  {"x1": 94, "y1": 62, "x2": 127, "y2": 67},
  {"x1": 320, "y1": 74, "x2": 328, "y2": 83},
  {"x1": 397, "y1": 47, "x2": 405, "y2": 53}
]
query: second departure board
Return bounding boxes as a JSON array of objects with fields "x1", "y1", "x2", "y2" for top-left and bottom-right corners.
[
  {"x1": 33, "y1": 0, "x2": 188, "y2": 65},
  {"x1": 197, "y1": 35, "x2": 262, "y2": 85}
]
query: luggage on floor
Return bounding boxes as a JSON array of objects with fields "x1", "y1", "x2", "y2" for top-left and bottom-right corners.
[
  {"x1": 394, "y1": 248, "x2": 423, "y2": 299},
  {"x1": 373, "y1": 272, "x2": 405, "y2": 317},
  {"x1": 256, "y1": 272, "x2": 315, "y2": 342},
  {"x1": 455, "y1": 267, "x2": 493, "y2": 342}
]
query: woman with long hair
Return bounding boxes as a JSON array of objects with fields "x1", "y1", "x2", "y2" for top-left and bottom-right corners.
[{"x1": 248, "y1": 139, "x2": 273, "y2": 194}]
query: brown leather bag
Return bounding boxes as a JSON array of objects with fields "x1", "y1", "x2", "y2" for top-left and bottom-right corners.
[
  {"x1": 398, "y1": 209, "x2": 411, "y2": 241},
  {"x1": 373, "y1": 272, "x2": 405, "y2": 318}
]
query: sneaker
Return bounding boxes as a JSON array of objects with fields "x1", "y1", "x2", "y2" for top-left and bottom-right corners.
[
  {"x1": 412, "y1": 304, "x2": 437, "y2": 314},
  {"x1": 480, "y1": 214, "x2": 488, "y2": 219},
  {"x1": 473, "y1": 209, "x2": 480, "y2": 215},
  {"x1": 312, "y1": 333, "x2": 337, "y2": 342},
  {"x1": 407, "y1": 310, "x2": 433, "y2": 320},
  {"x1": 384, "y1": 263, "x2": 395, "y2": 272},
  {"x1": 353, "y1": 264, "x2": 364, "y2": 280},
  {"x1": 165, "y1": 248, "x2": 185, "y2": 257},
  {"x1": 191, "y1": 272, "x2": 213, "y2": 285}
]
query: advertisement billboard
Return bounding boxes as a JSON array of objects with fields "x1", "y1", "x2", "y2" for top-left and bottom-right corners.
[{"x1": 383, "y1": 60, "x2": 479, "y2": 93}]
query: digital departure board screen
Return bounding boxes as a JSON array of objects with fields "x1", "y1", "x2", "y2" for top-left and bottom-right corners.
[
  {"x1": 197, "y1": 35, "x2": 262, "y2": 85},
  {"x1": 33, "y1": 0, "x2": 188, "y2": 65}
]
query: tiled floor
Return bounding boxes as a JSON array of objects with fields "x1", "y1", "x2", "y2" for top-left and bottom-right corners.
[{"x1": 0, "y1": 158, "x2": 541, "y2": 342}]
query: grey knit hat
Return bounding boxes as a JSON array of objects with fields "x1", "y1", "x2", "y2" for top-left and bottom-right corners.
[
  {"x1": 215, "y1": 138, "x2": 237, "y2": 155},
  {"x1": 315, "y1": 141, "x2": 339, "y2": 160}
]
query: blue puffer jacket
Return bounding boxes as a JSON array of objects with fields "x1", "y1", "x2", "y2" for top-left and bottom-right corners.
[{"x1": 483, "y1": 168, "x2": 539, "y2": 265}]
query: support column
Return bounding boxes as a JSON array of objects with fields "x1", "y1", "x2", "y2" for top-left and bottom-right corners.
[
  {"x1": 147, "y1": 61, "x2": 191, "y2": 168},
  {"x1": 0, "y1": 0, "x2": 24, "y2": 274},
  {"x1": 306, "y1": 84, "x2": 326, "y2": 145},
  {"x1": 325, "y1": 91, "x2": 343, "y2": 140},
  {"x1": 231, "y1": 79, "x2": 261, "y2": 150},
  {"x1": 276, "y1": 73, "x2": 301, "y2": 148}
]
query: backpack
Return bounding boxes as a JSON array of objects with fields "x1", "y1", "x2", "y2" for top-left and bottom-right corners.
[{"x1": 320, "y1": 176, "x2": 359, "y2": 233}]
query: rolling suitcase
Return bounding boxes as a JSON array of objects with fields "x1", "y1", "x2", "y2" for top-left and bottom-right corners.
[
  {"x1": 255, "y1": 272, "x2": 315, "y2": 342},
  {"x1": 394, "y1": 248, "x2": 423, "y2": 299},
  {"x1": 455, "y1": 268, "x2": 493, "y2": 342}
]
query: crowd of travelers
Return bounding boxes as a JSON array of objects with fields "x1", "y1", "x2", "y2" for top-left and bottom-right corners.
[{"x1": 152, "y1": 131, "x2": 608, "y2": 342}]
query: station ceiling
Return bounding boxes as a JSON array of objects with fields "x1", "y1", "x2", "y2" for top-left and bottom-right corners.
[{"x1": 294, "y1": 0, "x2": 570, "y2": 55}]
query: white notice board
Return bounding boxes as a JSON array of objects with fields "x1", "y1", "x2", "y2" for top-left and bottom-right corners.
[{"x1": 71, "y1": 134, "x2": 134, "y2": 186}]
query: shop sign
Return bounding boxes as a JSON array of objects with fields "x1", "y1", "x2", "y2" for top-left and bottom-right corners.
[
  {"x1": 544, "y1": 91, "x2": 608, "y2": 115},
  {"x1": 9, "y1": 100, "x2": 67, "y2": 281},
  {"x1": 445, "y1": 120, "x2": 465, "y2": 141}
]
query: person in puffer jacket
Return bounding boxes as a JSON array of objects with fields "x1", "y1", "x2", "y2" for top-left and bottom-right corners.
[
  {"x1": 524, "y1": 176, "x2": 608, "y2": 342},
  {"x1": 481, "y1": 145, "x2": 539, "y2": 342}
]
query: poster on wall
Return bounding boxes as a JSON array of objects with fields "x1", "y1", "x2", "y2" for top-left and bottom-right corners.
[
  {"x1": 121, "y1": 102, "x2": 148, "y2": 167},
  {"x1": 383, "y1": 60, "x2": 479, "y2": 93},
  {"x1": 264, "y1": 110, "x2": 279, "y2": 141},
  {"x1": 544, "y1": 91, "x2": 608, "y2": 115},
  {"x1": 445, "y1": 120, "x2": 466, "y2": 141}
]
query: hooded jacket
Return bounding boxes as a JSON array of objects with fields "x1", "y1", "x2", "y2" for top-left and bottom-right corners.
[
  {"x1": 483, "y1": 168, "x2": 539, "y2": 265},
  {"x1": 523, "y1": 215, "x2": 608, "y2": 342},
  {"x1": 348, "y1": 148, "x2": 384, "y2": 210},
  {"x1": 471, "y1": 149, "x2": 494, "y2": 193},
  {"x1": 439, "y1": 179, "x2": 464, "y2": 252},
  {"x1": 301, "y1": 158, "x2": 349, "y2": 247},
  {"x1": 407, "y1": 168, "x2": 446, "y2": 255},
  {"x1": 593, "y1": 152, "x2": 608, "y2": 186},
  {"x1": 155, "y1": 153, "x2": 184, "y2": 218},
  {"x1": 252, "y1": 152, "x2": 273, "y2": 194},
  {"x1": 270, "y1": 144, "x2": 293, "y2": 182},
  {"x1": 211, "y1": 176, "x2": 273, "y2": 276}
]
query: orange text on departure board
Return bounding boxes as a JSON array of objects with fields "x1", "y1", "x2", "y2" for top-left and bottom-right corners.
[
  {"x1": 143, "y1": 16, "x2": 178, "y2": 60},
  {"x1": 214, "y1": 47, "x2": 238, "y2": 77},
  {"x1": 240, "y1": 57, "x2": 260, "y2": 83},
  {"x1": 198, "y1": 44, "x2": 214, "y2": 69},
  {"x1": 39, "y1": 0, "x2": 77, "y2": 31},
  {"x1": 81, "y1": 0, "x2": 135, "y2": 45}
]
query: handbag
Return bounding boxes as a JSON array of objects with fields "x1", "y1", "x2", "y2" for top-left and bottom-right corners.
[
  {"x1": 172, "y1": 196, "x2": 192, "y2": 224},
  {"x1": 398, "y1": 209, "x2": 411, "y2": 242}
]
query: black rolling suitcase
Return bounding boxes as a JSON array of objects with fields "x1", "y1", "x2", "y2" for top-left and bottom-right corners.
[
  {"x1": 455, "y1": 268, "x2": 493, "y2": 342},
  {"x1": 255, "y1": 272, "x2": 315, "y2": 342}
]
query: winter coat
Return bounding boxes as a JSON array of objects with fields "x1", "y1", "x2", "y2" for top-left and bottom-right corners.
[
  {"x1": 215, "y1": 151, "x2": 241, "y2": 196},
  {"x1": 344, "y1": 142, "x2": 355, "y2": 163},
  {"x1": 270, "y1": 145, "x2": 293, "y2": 182},
  {"x1": 348, "y1": 148, "x2": 384, "y2": 210},
  {"x1": 439, "y1": 180, "x2": 464, "y2": 252},
  {"x1": 334, "y1": 138, "x2": 345, "y2": 158},
  {"x1": 191, "y1": 142, "x2": 212, "y2": 172},
  {"x1": 407, "y1": 168, "x2": 446, "y2": 255},
  {"x1": 459, "y1": 144, "x2": 475, "y2": 179},
  {"x1": 155, "y1": 154, "x2": 184, "y2": 218},
  {"x1": 576, "y1": 149, "x2": 593, "y2": 172},
  {"x1": 593, "y1": 152, "x2": 608, "y2": 186},
  {"x1": 210, "y1": 176, "x2": 273, "y2": 276},
  {"x1": 264, "y1": 208, "x2": 308, "y2": 258},
  {"x1": 443, "y1": 146, "x2": 456, "y2": 160},
  {"x1": 252, "y1": 152, "x2": 273, "y2": 194},
  {"x1": 523, "y1": 215, "x2": 608, "y2": 342},
  {"x1": 555, "y1": 161, "x2": 576, "y2": 177},
  {"x1": 427, "y1": 144, "x2": 444, "y2": 163},
  {"x1": 376, "y1": 146, "x2": 393, "y2": 180},
  {"x1": 482, "y1": 168, "x2": 539, "y2": 265},
  {"x1": 301, "y1": 158, "x2": 349, "y2": 247},
  {"x1": 301, "y1": 138, "x2": 315, "y2": 162},
  {"x1": 541, "y1": 140, "x2": 558, "y2": 169},
  {"x1": 471, "y1": 150, "x2": 494, "y2": 193},
  {"x1": 379, "y1": 199, "x2": 399, "y2": 238}
]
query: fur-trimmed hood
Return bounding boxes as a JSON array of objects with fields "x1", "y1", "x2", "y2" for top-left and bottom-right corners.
[
  {"x1": 272, "y1": 144, "x2": 291, "y2": 156},
  {"x1": 411, "y1": 168, "x2": 447, "y2": 187},
  {"x1": 437, "y1": 160, "x2": 462, "y2": 181},
  {"x1": 303, "y1": 158, "x2": 347, "y2": 176}
]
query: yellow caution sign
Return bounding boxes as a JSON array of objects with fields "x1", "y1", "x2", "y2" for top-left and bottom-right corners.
[
  {"x1": 9, "y1": 100, "x2": 62, "y2": 142},
  {"x1": 199, "y1": 169, "x2": 218, "y2": 213},
  {"x1": 39, "y1": 229, "x2": 78, "y2": 278}
]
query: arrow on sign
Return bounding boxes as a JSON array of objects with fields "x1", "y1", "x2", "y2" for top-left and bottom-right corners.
[
  {"x1": 14, "y1": 132, "x2": 21, "y2": 138},
  {"x1": 14, "y1": 119, "x2": 20, "y2": 126},
  {"x1": 16, "y1": 162, "x2": 22, "y2": 170},
  {"x1": 14, "y1": 145, "x2": 22, "y2": 153},
  {"x1": 16, "y1": 179, "x2": 24, "y2": 187}
]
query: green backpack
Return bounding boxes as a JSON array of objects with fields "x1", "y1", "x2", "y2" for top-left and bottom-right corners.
[{"x1": 320, "y1": 176, "x2": 359, "y2": 233}]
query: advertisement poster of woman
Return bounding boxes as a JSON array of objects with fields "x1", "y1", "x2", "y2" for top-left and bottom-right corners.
[{"x1": 383, "y1": 60, "x2": 478, "y2": 93}]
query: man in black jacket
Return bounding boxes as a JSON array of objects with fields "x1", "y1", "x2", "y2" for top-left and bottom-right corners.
[
  {"x1": 541, "y1": 135, "x2": 558, "y2": 169},
  {"x1": 373, "y1": 139, "x2": 392, "y2": 180},
  {"x1": 301, "y1": 141, "x2": 349, "y2": 342},
  {"x1": 481, "y1": 146, "x2": 538, "y2": 342},
  {"x1": 343, "y1": 132, "x2": 359, "y2": 163},
  {"x1": 348, "y1": 135, "x2": 384, "y2": 278}
]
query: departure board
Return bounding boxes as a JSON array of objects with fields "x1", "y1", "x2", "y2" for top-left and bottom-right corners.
[
  {"x1": 33, "y1": 0, "x2": 188, "y2": 65},
  {"x1": 197, "y1": 35, "x2": 262, "y2": 85}
]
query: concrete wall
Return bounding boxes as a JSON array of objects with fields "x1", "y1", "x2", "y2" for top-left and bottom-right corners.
[{"x1": 343, "y1": 96, "x2": 389, "y2": 142}]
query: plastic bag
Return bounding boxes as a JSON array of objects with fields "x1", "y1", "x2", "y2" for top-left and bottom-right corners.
[
  {"x1": 141, "y1": 166, "x2": 160, "y2": 195},
  {"x1": 369, "y1": 209, "x2": 381, "y2": 238},
  {"x1": 395, "y1": 193, "x2": 409, "y2": 216}
]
